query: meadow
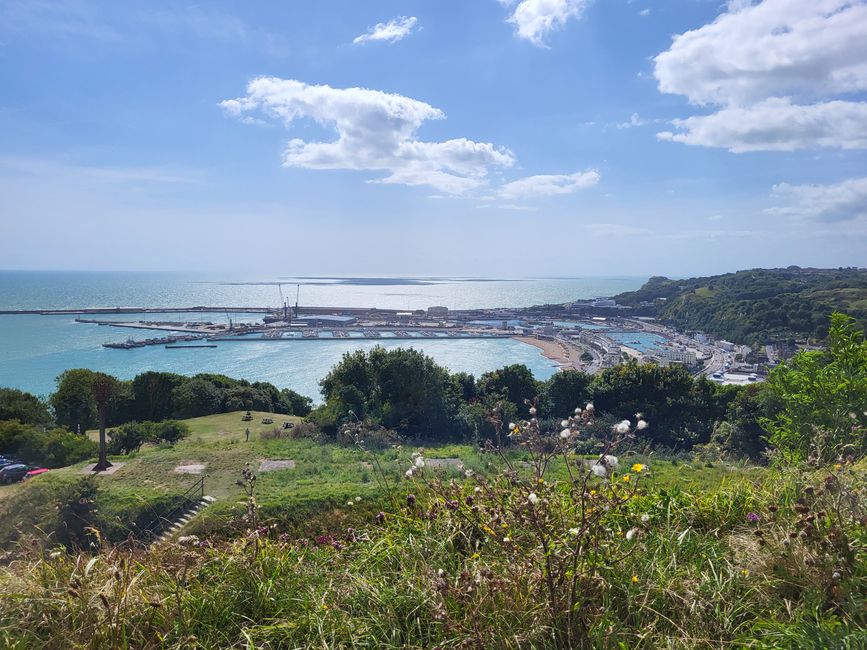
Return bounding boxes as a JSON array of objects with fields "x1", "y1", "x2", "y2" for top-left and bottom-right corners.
[{"x1": 0, "y1": 410, "x2": 863, "y2": 648}]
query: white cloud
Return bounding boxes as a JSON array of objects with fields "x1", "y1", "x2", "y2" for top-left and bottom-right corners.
[
  {"x1": 657, "y1": 98, "x2": 867, "y2": 152},
  {"x1": 653, "y1": 0, "x2": 867, "y2": 151},
  {"x1": 499, "y1": 0, "x2": 590, "y2": 47},
  {"x1": 498, "y1": 170, "x2": 600, "y2": 199},
  {"x1": 766, "y1": 176, "x2": 867, "y2": 221},
  {"x1": 639, "y1": 8, "x2": 651, "y2": 17},
  {"x1": 353, "y1": 16, "x2": 417, "y2": 45},
  {"x1": 221, "y1": 77, "x2": 515, "y2": 195},
  {"x1": 616, "y1": 113, "x2": 645, "y2": 129}
]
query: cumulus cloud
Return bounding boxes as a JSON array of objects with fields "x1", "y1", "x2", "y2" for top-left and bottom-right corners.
[
  {"x1": 220, "y1": 77, "x2": 515, "y2": 195},
  {"x1": 657, "y1": 98, "x2": 867, "y2": 152},
  {"x1": 766, "y1": 176, "x2": 867, "y2": 221},
  {"x1": 499, "y1": 0, "x2": 590, "y2": 47},
  {"x1": 654, "y1": 0, "x2": 867, "y2": 151},
  {"x1": 353, "y1": 16, "x2": 417, "y2": 45},
  {"x1": 498, "y1": 170, "x2": 600, "y2": 199}
]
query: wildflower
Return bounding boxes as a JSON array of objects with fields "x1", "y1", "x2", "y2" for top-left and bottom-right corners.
[
  {"x1": 834, "y1": 463, "x2": 842, "y2": 471},
  {"x1": 346, "y1": 501, "x2": 354, "y2": 507},
  {"x1": 574, "y1": 407, "x2": 582, "y2": 414},
  {"x1": 631, "y1": 575, "x2": 639, "y2": 584},
  {"x1": 529, "y1": 407, "x2": 537, "y2": 415},
  {"x1": 49, "y1": 550, "x2": 62, "y2": 559},
  {"x1": 464, "y1": 469, "x2": 474, "y2": 478},
  {"x1": 626, "y1": 527, "x2": 639, "y2": 541},
  {"x1": 560, "y1": 428, "x2": 571, "y2": 439},
  {"x1": 741, "y1": 569, "x2": 749, "y2": 577},
  {"x1": 508, "y1": 422, "x2": 516, "y2": 431},
  {"x1": 636, "y1": 420, "x2": 648, "y2": 430},
  {"x1": 746, "y1": 512, "x2": 760, "y2": 523},
  {"x1": 614, "y1": 420, "x2": 631, "y2": 434},
  {"x1": 604, "y1": 454, "x2": 619, "y2": 467},
  {"x1": 635, "y1": 412, "x2": 643, "y2": 420},
  {"x1": 528, "y1": 492, "x2": 539, "y2": 505},
  {"x1": 631, "y1": 463, "x2": 645, "y2": 473},
  {"x1": 405, "y1": 469, "x2": 414, "y2": 478},
  {"x1": 560, "y1": 420, "x2": 570, "y2": 429},
  {"x1": 586, "y1": 403, "x2": 594, "y2": 412},
  {"x1": 622, "y1": 474, "x2": 631, "y2": 483},
  {"x1": 590, "y1": 490, "x2": 596, "y2": 496},
  {"x1": 474, "y1": 486, "x2": 481, "y2": 493},
  {"x1": 355, "y1": 496, "x2": 362, "y2": 502},
  {"x1": 415, "y1": 456, "x2": 425, "y2": 469},
  {"x1": 641, "y1": 513, "x2": 651, "y2": 523},
  {"x1": 591, "y1": 464, "x2": 608, "y2": 478}
]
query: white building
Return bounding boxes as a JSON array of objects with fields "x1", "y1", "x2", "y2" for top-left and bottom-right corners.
[
  {"x1": 658, "y1": 349, "x2": 698, "y2": 365},
  {"x1": 718, "y1": 340, "x2": 735, "y2": 352}
]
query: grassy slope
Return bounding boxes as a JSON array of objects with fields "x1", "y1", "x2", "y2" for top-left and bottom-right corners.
[{"x1": 0, "y1": 411, "x2": 761, "y2": 547}]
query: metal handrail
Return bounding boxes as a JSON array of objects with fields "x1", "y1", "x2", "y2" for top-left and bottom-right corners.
[{"x1": 141, "y1": 476, "x2": 205, "y2": 539}]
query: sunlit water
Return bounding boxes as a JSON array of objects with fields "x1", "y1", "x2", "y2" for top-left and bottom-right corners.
[{"x1": 0, "y1": 272, "x2": 645, "y2": 401}]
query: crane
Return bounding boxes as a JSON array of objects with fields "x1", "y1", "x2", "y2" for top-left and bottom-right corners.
[{"x1": 277, "y1": 283, "x2": 289, "y2": 321}]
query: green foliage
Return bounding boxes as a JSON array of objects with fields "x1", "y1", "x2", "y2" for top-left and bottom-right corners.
[
  {"x1": 132, "y1": 371, "x2": 185, "y2": 422},
  {"x1": 316, "y1": 347, "x2": 462, "y2": 438},
  {"x1": 108, "y1": 420, "x2": 190, "y2": 455},
  {"x1": 764, "y1": 313, "x2": 867, "y2": 464},
  {"x1": 590, "y1": 361, "x2": 730, "y2": 448},
  {"x1": 477, "y1": 363, "x2": 539, "y2": 415},
  {"x1": 50, "y1": 369, "x2": 99, "y2": 432},
  {"x1": 614, "y1": 267, "x2": 867, "y2": 345},
  {"x1": 0, "y1": 388, "x2": 51, "y2": 426},
  {"x1": 0, "y1": 420, "x2": 96, "y2": 468},
  {"x1": 53, "y1": 477, "x2": 99, "y2": 550},
  {"x1": 541, "y1": 369, "x2": 592, "y2": 417}
]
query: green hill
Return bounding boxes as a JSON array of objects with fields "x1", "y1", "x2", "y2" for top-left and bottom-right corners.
[{"x1": 614, "y1": 267, "x2": 867, "y2": 346}]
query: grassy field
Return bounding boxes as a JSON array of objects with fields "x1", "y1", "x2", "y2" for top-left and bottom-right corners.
[{"x1": 0, "y1": 411, "x2": 765, "y2": 548}]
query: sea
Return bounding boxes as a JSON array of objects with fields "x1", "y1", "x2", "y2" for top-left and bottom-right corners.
[{"x1": 0, "y1": 271, "x2": 645, "y2": 402}]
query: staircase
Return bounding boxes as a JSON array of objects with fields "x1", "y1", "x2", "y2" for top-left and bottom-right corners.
[
  {"x1": 153, "y1": 495, "x2": 216, "y2": 545},
  {"x1": 141, "y1": 476, "x2": 216, "y2": 545}
]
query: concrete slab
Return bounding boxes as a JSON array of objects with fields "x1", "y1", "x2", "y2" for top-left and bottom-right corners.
[
  {"x1": 426, "y1": 458, "x2": 464, "y2": 469},
  {"x1": 81, "y1": 462, "x2": 126, "y2": 475},
  {"x1": 174, "y1": 463, "x2": 207, "y2": 475},
  {"x1": 258, "y1": 459, "x2": 295, "y2": 473}
]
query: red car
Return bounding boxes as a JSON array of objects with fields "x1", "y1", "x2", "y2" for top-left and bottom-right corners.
[{"x1": 24, "y1": 468, "x2": 49, "y2": 480}]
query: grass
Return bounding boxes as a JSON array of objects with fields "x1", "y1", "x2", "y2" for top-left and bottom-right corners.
[{"x1": 0, "y1": 452, "x2": 862, "y2": 649}]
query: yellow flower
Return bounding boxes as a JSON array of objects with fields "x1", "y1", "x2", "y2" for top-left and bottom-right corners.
[
  {"x1": 834, "y1": 463, "x2": 842, "y2": 471},
  {"x1": 741, "y1": 569, "x2": 749, "y2": 577},
  {"x1": 631, "y1": 575, "x2": 639, "y2": 584},
  {"x1": 631, "y1": 463, "x2": 644, "y2": 473},
  {"x1": 590, "y1": 490, "x2": 596, "y2": 496},
  {"x1": 622, "y1": 474, "x2": 631, "y2": 483},
  {"x1": 538, "y1": 478, "x2": 545, "y2": 485}
]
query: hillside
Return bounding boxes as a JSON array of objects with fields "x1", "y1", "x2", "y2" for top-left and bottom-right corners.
[{"x1": 614, "y1": 267, "x2": 867, "y2": 346}]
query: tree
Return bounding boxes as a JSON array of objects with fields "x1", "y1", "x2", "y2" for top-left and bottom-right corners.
[
  {"x1": 132, "y1": 371, "x2": 184, "y2": 422},
  {"x1": 541, "y1": 370, "x2": 591, "y2": 418},
  {"x1": 277, "y1": 388, "x2": 313, "y2": 416},
  {"x1": 315, "y1": 347, "x2": 461, "y2": 438},
  {"x1": 0, "y1": 420, "x2": 96, "y2": 467},
  {"x1": 171, "y1": 377, "x2": 223, "y2": 419},
  {"x1": 107, "y1": 422, "x2": 152, "y2": 455},
  {"x1": 763, "y1": 313, "x2": 867, "y2": 464},
  {"x1": 0, "y1": 388, "x2": 52, "y2": 426},
  {"x1": 477, "y1": 364, "x2": 539, "y2": 415},
  {"x1": 51, "y1": 369, "x2": 100, "y2": 432}
]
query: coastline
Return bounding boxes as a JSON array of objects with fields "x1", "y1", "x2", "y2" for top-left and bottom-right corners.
[{"x1": 513, "y1": 336, "x2": 580, "y2": 369}]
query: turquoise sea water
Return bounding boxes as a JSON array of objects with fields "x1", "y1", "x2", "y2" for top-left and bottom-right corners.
[{"x1": 0, "y1": 272, "x2": 645, "y2": 401}]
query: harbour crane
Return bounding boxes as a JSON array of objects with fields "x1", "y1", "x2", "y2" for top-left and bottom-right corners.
[{"x1": 277, "y1": 283, "x2": 289, "y2": 321}]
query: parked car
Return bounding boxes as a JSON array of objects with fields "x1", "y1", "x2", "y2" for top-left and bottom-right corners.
[
  {"x1": 0, "y1": 464, "x2": 32, "y2": 484},
  {"x1": 24, "y1": 468, "x2": 49, "y2": 480}
]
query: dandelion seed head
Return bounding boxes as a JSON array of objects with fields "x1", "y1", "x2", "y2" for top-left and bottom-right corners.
[{"x1": 528, "y1": 492, "x2": 539, "y2": 505}]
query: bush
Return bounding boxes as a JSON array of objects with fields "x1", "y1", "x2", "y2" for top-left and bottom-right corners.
[{"x1": 0, "y1": 420, "x2": 96, "y2": 468}]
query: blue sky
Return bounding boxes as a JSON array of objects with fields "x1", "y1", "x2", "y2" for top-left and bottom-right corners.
[{"x1": 1, "y1": 0, "x2": 865, "y2": 277}]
